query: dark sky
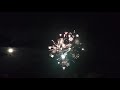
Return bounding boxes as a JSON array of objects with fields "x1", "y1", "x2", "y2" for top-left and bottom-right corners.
[{"x1": 0, "y1": 11, "x2": 120, "y2": 78}]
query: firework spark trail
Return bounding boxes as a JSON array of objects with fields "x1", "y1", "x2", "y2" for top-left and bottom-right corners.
[{"x1": 48, "y1": 30, "x2": 85, "y2": 70}]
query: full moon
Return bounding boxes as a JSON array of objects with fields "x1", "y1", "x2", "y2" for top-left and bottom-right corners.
[{"x1": 8, "y1": 48, "x2": 14, "y2": 53}]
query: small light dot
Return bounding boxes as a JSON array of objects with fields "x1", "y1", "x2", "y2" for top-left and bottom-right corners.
[
  {"x1": 76, "y1": 34, "x2": 79, "y2": 37},
  {"x1": 50, "y1": 54, "x2": 54, "y2": 58},
  {"x1": 61, "y1": 54, "x2": 65, "y2": 60},
  {"x1": 62, "y1": 67, "x2": 65, "y2": 70},
  {"x1": 8, "y1": 48, "x2": 14, "y2": 53},
  {"x1": 82, "y1": 48, "x2": 85, "y2": 51},
  {"x1": 59, "y1": 34, "x2": 62, "y2": 37},
  {"x1": 48, "y1": 46, "x2": 52, "y2": 49}
]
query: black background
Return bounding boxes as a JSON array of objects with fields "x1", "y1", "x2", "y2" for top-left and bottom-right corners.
[{"x1": 0, "y1": 8, "x2": 119, "y2": 78}]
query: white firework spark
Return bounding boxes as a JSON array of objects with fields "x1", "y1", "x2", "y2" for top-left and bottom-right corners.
[{"x1": 48, "y1": 30, "x2": 84, "y2": 70}]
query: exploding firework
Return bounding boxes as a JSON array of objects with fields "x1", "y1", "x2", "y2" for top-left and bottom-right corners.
[{"x1": 48, "y1": 30, "x2": 85, "y2": 70}]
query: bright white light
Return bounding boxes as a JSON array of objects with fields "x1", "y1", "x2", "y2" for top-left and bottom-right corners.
[
  {"x1": 8, "y1": 48, "x2": 14, "y2": 53},
  {"x1": 59, "y1": 34, "x2": 62, "y2": 37},
  {"x1": 48, "y1": 46, "x2": 52, "y2": 49},
  {"x1": 68, "y1": 48, "x2": 71, "y2": 51},
  {"x1": 51, "y1": 54, "x2": 54, "y2": 58},
  {"x1": 61, "y1": 54, "x2": 65, "y2": 60},
  {"x1": 68, "y1": 34, "x2": 71, "y2": 37},
  {"x1": 76, "y1": 34, "x2": 79, "y2": 37},
  {"x1": 62, "y1": 67, "x2": 65, "y2": 70},
  {"x1": 82, "y1": 48, "x2": 85, "y2": 51},
  {"x1": 65, "y1": 32, "x2": 68, "y2": 34},
  {"x1": 58, "y1": 62, "x2": 60, "y2": 64},
  {"x1": 69, "y1": 37, "x2": 73, "y2": 41}
]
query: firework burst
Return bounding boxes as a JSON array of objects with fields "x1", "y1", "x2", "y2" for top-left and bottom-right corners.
[{"x1": 48, "y1": 30, "x2": 85, "y2": 70}]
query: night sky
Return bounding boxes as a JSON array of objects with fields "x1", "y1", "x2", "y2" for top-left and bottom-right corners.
[{"x1": 0, "y1": 10, "x2": 120, "y2": 78}]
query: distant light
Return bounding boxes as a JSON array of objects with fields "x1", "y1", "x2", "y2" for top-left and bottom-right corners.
[
  {"x1": 68, "y1": 34, "x2": 71, "y2": 38},
  {"x1": 69, "y1": 37, "x2": 73, "y2": 41},
  {"x1": 76, "y1": 34, "x2": 79, "y2": 37},
  {"x1": 59, "y1": 34, "x2": 62, "y2": 37},
  {"x1": 50, "y1": 54, "x2": 54, "y2": 58},
  {"x1": 61, "y1": 54, "x2": 65, "y2": 60},
  {"x1": 58, "y1": 62, "x2": 60, "y2": 64},
  {"x1": 48, "y1": 46, "x2": 52, "y2": 49},
  {"x1": 62, "y1": 67, "x2": 65, "y2": 70},
  {"x1": 8, "y1": 48, "x2": 14, "y2": 53},
  {"x1": 65, "y1": 32, "x2": 68, "y2": 34},
  {"x1": 82, "y1": 48, "x2": 85, "y2": 51}
]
